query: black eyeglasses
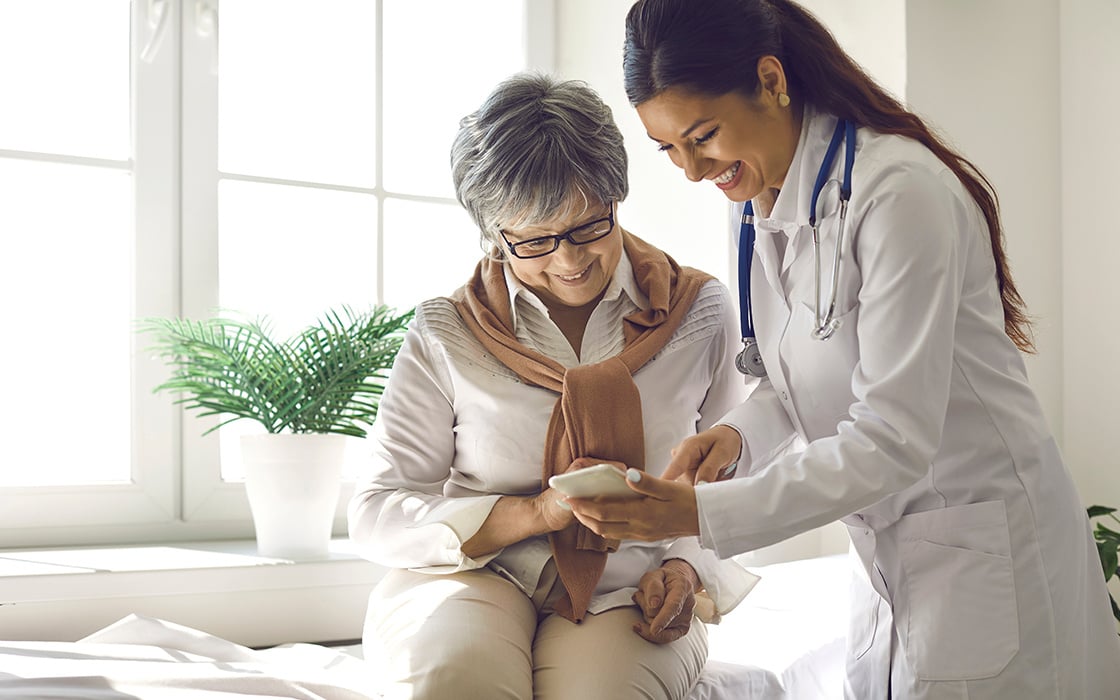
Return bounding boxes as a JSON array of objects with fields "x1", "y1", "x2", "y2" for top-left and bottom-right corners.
[{"x1": 499, "y1": 204, "x2": 615, "y2": 259}]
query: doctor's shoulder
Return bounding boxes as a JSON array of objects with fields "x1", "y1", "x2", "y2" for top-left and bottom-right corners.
[
  {"x1": 849, "y1": 132, "x2": 978, "y2": 222},
  {"x1": 849, "y1": 129, "x2": 949, "y2": 192}
]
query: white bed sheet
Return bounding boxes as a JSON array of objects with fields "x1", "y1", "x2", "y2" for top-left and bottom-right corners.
[
  {"x1": 0, "y1": 555, "x2": 849, "y2": 700},
  {"x1": 692, "y1": 554, "x2": 849, "y2": 700}
]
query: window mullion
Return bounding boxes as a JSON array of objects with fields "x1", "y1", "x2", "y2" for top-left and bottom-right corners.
[
  {"x1": 179, "y1": 0, "x2": 253, "y2": 528},
  {"x1": 131, "y1": 0, "x2": 183, "y2": 523}
]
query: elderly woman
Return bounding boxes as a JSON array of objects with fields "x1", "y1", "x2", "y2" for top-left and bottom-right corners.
[{"x1": 348, "y1": 72, "x2": 755, "y2": 700}]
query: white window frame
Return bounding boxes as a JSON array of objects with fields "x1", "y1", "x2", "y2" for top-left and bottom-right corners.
[
  {"x1": 0, "y1": 0, "x2": 180, "y2": 548},
  {"x1": 0, "y1": 0, "x2": 554, "y2": 549}
]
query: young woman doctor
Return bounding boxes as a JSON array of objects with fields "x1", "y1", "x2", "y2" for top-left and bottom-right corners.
[{"x1": 567, "y1": 0, "x2": 1120, "y2": 697}]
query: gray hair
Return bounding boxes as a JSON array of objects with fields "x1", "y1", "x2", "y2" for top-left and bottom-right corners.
[{"x1": 450, "y1": 72, "x2": 629, "y2": 257}]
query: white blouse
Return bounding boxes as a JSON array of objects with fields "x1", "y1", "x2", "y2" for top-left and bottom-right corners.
[{"x1": 348, "y1": 252, "x2": 758, "y2": 614}]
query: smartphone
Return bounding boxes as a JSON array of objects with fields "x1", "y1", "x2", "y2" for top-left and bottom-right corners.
[{"x1": 548, "y1": 463, "x2": 640, "y2": 500}]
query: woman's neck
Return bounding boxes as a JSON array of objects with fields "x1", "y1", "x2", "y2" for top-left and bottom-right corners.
[{"x1": 545, "y1": 295, "x2": 603, "y2": 359}]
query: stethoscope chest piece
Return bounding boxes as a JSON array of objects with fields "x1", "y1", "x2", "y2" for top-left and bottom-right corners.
[{"x1": 736, "y1": 338, "x2": 766, "y2": 377}]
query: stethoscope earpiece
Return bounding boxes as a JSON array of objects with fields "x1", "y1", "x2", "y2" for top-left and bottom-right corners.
[{"x1": 810, "y1": 318, "x2": 842, "y2": 342}]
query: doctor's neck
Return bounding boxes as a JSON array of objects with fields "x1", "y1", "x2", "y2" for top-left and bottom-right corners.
[{"x1": 755, "y1": 187, "x2": 782, "y2": 218}]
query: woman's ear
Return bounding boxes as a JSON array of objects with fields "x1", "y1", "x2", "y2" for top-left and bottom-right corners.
[{"x1": 755, "y1": 55, "x2": 789, "y2": 105}]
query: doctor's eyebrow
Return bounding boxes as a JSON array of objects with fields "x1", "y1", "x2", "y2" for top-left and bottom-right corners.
[
  {"x1": 645, "y1": 117, "x2": 716, "y2": 146},
  {"x1": 680, "y1": 117, "x2": 715, "y2": 138}
]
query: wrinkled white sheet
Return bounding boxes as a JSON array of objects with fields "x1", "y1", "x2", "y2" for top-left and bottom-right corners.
[
  {"x1": 0, "y1": 556, "x2": 848, "y2": 700},
  {"x1": 0, "y1": 614, "x2": 381, "y2": 699}
]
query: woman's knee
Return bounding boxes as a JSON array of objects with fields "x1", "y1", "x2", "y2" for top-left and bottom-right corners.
[
  {"x1": 364, "y1": 568, "x2": 538, "y2": 700},
  {"x1": 533, "y1": 606, "x2": 708, "y2": 700}
]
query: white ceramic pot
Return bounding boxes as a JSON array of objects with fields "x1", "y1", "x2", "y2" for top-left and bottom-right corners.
[{"x1": 240, "y1": 433, "x2": 347, "y2": 560}]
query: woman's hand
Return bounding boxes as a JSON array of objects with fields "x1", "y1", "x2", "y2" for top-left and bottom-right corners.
[
  {"x1": 534, "y1": 482, "x2": 577, "y2": 533},
  {"x1": 632, "y1": 559, "x2": 700, "y2": 644},
  {"x1": 535, "y1": 456, "x2": 614, "y2": 532},
  {"x1": 663, "y1": 425, "x2": 742, "y2": 484},
  {"x1": 567, "y1": 469, "x2": 700, "y2": 541}
]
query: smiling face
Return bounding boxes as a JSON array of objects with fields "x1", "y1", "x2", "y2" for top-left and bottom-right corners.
[
  {"x1": 635, "y1": 59, "x2": 802, "y2": 203},
  {"x1": 500, "y1": 201, "x2": 622, "y2": 310}
]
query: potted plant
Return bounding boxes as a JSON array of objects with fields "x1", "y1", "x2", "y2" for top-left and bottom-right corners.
[
  {"x1": 1088, "y1": 505, "x2": 1120, "y2": 626},
  {"x1": 140, "y1": 304, "x2": 413, "y2": 559}
]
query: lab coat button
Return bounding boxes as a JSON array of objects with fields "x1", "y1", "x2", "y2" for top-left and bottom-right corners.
[{"x1": 779, "y1": 391, "x2": 789, "y2": 401}]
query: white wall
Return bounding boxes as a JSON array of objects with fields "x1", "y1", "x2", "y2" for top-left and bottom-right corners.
[
  {"x1": 554, "y1": 1, "x2": 731, "y2": 285},
  {"x1": 906, "y1": 0, "x2": 1120, "y2": 512},
  {"x1": 1059, "y1": 1, "x2": 1120, "y2": 509},
  {"x1": 553, "y1": 0, "x2": 1120, "y2": 560},
  {"x1": 906, "y1": 0, "x2": 1064, "y2": 437}
]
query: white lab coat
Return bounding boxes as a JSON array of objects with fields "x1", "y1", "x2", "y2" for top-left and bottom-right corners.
[{"x1": 695, "y1": 106, "x2": 1120, "y2": 698}]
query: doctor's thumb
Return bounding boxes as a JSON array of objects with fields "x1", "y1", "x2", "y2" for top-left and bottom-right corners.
[{"x1": 625, "y1": 469, "x2": 672, "y2": 498}]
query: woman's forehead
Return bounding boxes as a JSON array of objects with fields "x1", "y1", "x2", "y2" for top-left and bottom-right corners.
[{"x1": 503, "y1": 195, "x2": 603, "y2": 233}]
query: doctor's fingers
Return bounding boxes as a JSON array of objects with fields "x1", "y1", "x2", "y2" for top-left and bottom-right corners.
[
  {"x1": 664, "y1": 426, "x2": 741, "y2": 483},
  {"x1": 569, "y1": 500, "x2": 661, "y2": 541},
  {"x1": 662, "y1": 436, "x2": 707, "y2": 482},
  {"x1": 570, "y1": 497, "x2": 700, "y2": 541}
]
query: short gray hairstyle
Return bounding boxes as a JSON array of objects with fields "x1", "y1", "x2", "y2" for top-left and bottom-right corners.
[{"x1": 451, "y1": 72, "x2": 629, "y2": 256}]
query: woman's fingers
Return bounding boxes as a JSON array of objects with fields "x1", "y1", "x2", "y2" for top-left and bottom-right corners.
[{"x1": 633, "y1": 568, "x2": 667, "y2": 620}]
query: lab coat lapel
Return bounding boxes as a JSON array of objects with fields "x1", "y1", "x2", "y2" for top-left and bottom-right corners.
[
  {"x1": 770, "y1": 106, "x2": 839, "y2": 279},
  {"x1": 749, "y1": 213, "x2": 787, "y2": 295}
]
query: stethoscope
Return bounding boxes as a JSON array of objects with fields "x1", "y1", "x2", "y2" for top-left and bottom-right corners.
[{"x1": 735, "y1": 118, "x2": 857, "y2": 377}]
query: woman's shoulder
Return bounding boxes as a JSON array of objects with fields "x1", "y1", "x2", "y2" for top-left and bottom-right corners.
[
  {"x1": 661, "y1": 277, "x2": 734, "y2": 351},
  {"x1": 411, "y1": 296, "x2": 521, "y2": 381},
  {"x1": 410, "y1": 296, "x2": 477, "y2": 350}
]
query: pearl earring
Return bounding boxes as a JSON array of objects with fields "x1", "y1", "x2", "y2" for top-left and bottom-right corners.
[{"x1": 777, "y1": 92, "x2": 791, "y2": 108}]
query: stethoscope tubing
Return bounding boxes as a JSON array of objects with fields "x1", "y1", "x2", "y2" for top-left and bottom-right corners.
[{"x1": 736, "y1": 117, "x2": 857, "y2": 375}]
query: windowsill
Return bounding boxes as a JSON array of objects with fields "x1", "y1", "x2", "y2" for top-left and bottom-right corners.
[{"x1": 0, "y1": 538, "x2": 388, "y2": 647}]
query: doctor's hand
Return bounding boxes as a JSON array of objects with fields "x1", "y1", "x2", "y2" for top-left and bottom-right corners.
[
  {"x1": 567, "y1": 469, "x2": 700, "y2": 541},
  {"x1": 632, "y1": 558, "x2": 699, "y2": 644},
  {"x1": 663, "y1": 425, "x2": 742, "y2": 485}
]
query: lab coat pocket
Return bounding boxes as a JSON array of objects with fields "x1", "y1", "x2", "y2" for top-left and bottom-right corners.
[{"x1": 896, "y1": 501, "x2": 1019, "y2": 681}]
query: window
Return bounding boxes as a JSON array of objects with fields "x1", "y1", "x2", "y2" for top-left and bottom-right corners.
[{"x1": 0, "y1": 0, "x2": 552, "y2": 547}]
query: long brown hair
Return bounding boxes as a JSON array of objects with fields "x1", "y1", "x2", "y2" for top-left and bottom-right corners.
[{"x1": 624, "y1": 0, "x2": 1034, "y2": 352}]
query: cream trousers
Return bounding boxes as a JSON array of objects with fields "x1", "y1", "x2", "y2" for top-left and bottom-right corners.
[{"x1": 362, "y1": 564, "x2": 708, "y2": 700}]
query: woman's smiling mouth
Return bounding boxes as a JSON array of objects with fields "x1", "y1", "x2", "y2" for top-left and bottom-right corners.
[
  {"x1": 554, "y1": 264, "x2": 593, "y2": 284},
  {"x1": 714, "y1": 161, "x2": 743, "y2": 190}
]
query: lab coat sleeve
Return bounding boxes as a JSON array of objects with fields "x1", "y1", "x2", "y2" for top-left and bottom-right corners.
[
  {"x1": 347, "y1": 308, "x2": 502, "y2": 572},
  {"x1": 717, "y1": 385, "x2": 799, "y2": 476},
  {"x1": 698, "y1": 158, "x2": 969, "y2": 558}
]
